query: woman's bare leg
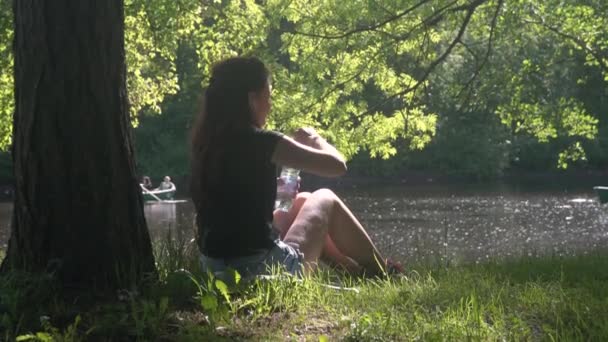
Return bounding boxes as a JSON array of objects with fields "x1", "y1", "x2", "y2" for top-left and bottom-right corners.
[
  {"x1": 320, "y1": 235, "x2": 364, "y2": 274},
  {"x1": 282, "y1": 189, "x2": 385, "y2": 275},
  {"x1": 274, "y1": 192, "x2": 362, "y2": 273},
  {"x1": 321, "y1": 189, "x2": 385, "y2": 274},
  {"x1": 273, "y1": 192, "x2": 311, "y2": 239}
]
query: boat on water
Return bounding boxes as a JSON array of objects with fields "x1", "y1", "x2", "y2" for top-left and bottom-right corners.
[
  {"x1": 593, "y1": 186, "x2": 608, "y2": 204},
  {"x1": 140, "y1": 176, "x2": 186, "y2": 203},
  {"x1": 142, "y1": 187, "x2": 176, "y2": 202}
]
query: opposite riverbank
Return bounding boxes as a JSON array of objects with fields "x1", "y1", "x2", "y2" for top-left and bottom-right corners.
[
  {"x1": 0, "y1": 168, "x2": 604, "y2": 200},
  {"x1": 300, "y1": 169, "x2": 608, "y2": 192}
]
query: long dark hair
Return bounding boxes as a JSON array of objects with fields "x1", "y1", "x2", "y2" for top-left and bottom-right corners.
[{"x1": 190, "y1": 57, "x2": 270, "y2": 210}]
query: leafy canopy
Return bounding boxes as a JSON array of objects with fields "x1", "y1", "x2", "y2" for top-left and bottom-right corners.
[{"x1": 1, "y1": 0, "x2": 605, "y2": 166}]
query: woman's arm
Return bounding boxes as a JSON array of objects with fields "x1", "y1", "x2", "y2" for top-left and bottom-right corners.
[{"x1": 271, "y1": 127, "x2": 347, "y2": 177}]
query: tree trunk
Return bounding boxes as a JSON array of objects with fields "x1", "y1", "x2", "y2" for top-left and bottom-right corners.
[{"x1": 1, "y1": 0, "x2": 156, "y2": 290}]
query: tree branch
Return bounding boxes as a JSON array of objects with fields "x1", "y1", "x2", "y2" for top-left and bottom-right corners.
[
  {"x1": 459, "y1": 39, "x2": 481, "y2": 62},
  {"x1": 391, "y1": 0, "x2": 460, "y2": 42},
  {"x1": 457, "y1": 0, "x2": 503, "y2": 102},
  {"x1": 369, "y1": 0, "x2": 398, "y2": 17},
  {"x1": 289, "y1": 47, "x2": 384, "y2": 125},
  {"x1": 361, "y1": 0, "x2": 484, "y2": 116},
  {"x1": 526, "y1": 18, "x2": 608, "y2": 72},
  {"x1": 450, "y1": 0, "x2": 490, "y2": 13},
  {"x1": 292, "y1": 0, "x2": 434, "y2": 39},
  {"x1": 282, "y1": 0, "x2": 494, "y2": 128}
]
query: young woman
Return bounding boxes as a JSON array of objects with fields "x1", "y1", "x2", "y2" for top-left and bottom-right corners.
[{"x1": 190, "y1": 57, "x2": 399, "y2": 279}]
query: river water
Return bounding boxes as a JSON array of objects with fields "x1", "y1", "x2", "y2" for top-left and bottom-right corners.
[{"x1": 1, "y1": 183, "x2": 606, "y2": 265}]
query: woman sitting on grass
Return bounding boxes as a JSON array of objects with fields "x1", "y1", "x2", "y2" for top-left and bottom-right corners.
[{"x1": 190, "y1": 57, "x2": 401, "y2": 279}]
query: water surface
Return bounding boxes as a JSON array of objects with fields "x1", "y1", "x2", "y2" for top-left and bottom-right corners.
[{"x1": 1, "y1": 184, "x2": 606, "y2": 265}]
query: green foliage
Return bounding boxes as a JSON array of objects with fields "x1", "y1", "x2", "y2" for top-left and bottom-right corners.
[
  {"x1": 557, "y1": 141, "x2": 587, "y2": 169},
  {"x1": 16, "y1": 316, "x2": 85, "y2": 342},
  {"x1": 129, "y1": 297, "x2": 169, "y2": 337},
  {"x1": 124, "y1": 0, "x2": 202, "y2": 122},
  {"x1": 0, "y1": 0, "x2": 202, "y2": 141},
  {"x1": 421, "y1": 111, "x2": 511, "y2": 179},
  {"x1": 144, "y1": 0, "x2": 605, "y2": 178},
  {"x1": 195, "y1": 0, "x2": 270, "y2": 74},
  {"x1": 152, "y1": 230, "x2": 200, "y2": 281},
  {"x1": 187, "y1": 270, "x2": 234, "y2": 322},
  {"x1": 264, "y1": 0, "x2": 441, "y2": 159},
  {"x1": 0, "y1": 271, "x2": 62, "y2": 340},
  {"x1": 490, "y1": 0, "x2": 605, "y2": 166},
  {"x1": 185, "y1": 265, "x2": 306, "y2": 325},
  {"x1": 133, "y1": 41, "x2": 202, "y2": 180},
  {"x1": 417, "y1": 0, "x2": 606, "y2": 175},
  {"x1": 0, "y1": 0, "x2": 13, "y2": 149},
  {"x1": 1, "y1": 0, "x2": 607, "y2": 175},
  {"x1": 4, "y1": 235, "x2": 608, "y2": 340}
]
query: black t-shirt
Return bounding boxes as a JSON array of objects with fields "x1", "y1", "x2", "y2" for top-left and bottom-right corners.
[{"x1": 196, "y1": 127, "x2": 283, "y2": 258}]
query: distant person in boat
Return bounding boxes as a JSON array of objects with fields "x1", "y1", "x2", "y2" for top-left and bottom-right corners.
[
  {"x1": 156, "y1": 176, "x2": 176, "y2": 192},
  {"x1": 141, "y1": 176, "x2": 153, "y2": 190},
  {"x1": 190, "y1": 57, "x2": 402, "y2": 280}
]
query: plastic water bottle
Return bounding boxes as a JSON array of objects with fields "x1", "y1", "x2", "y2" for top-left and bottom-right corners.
[{"x1": 275, "y1": 167, "x2": 300, "y2": 212}]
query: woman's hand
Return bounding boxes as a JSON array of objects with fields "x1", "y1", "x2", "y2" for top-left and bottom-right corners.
[
  {"x1": 272, "y1": 127, "x2": 347, "y2": 177},
  {"x1": 292, "y1": 127, "x2": 323, "y2": 149}
]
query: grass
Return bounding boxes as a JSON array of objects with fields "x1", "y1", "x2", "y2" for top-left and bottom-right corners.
[{"x1": 1, "y1": 236, "x2": 608, "y2": 341}]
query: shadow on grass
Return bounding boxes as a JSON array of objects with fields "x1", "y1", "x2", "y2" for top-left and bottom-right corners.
[
  {"x1": 457, "y1": 250, "x2": 608, "y2": 296},
  {"x1": 2, "y1": 244, "x2": 608, "y2": 341}
]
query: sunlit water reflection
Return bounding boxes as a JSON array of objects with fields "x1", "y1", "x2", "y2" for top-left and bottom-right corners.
[
  {"x1": 0, "y1": 184, "x2": 606, "y2": 265},
  {"x1": 341, "y1": 185, "x2": 606, "y2": 265}
]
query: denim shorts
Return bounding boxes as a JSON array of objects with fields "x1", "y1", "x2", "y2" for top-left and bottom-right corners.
[{"x1": 200, "y1": 239, "x2": 304, "y2": 282}]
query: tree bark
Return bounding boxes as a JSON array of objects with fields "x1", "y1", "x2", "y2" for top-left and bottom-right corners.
[{"x1": 1, "y1": 0, "x2": 156, "y2": 290}]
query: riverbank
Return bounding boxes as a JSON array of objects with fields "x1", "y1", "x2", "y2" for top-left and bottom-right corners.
[
  {"x1": 2, "y1": 242, "x2": 608, "y2": 341},
  {"x1": 301, "y1": 169, "x2": 608, "y2": 192},
  {"x1": 0, "y1": 168, "x2": 604, "y2": 201}
]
